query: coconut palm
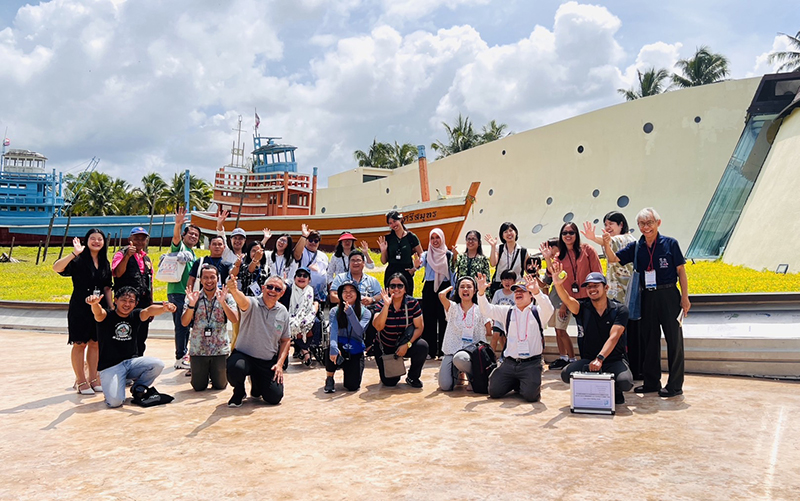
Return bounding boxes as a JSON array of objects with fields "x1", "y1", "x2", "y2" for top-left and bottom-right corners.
[
  {"x1": 162, "y1": 173, "x2": 213, "y2": 212},
  {"x1": 768, "y1": 31, "x2": 800, "y2": 72},
  {"x1": 354, "y1": 139, "x2": 390, "y2": 168},
  {"x1": 384, "y1": 142, "x2": 418, "y2": 169},
  {"x1": 67, "y1": 172, "x2": 130, "y2": 216},
  {"x1": 618, "y1": 68, "x2": 671, "y2": 101},
  {"x1": 672, "y1": 46, "x2": 730, "y2": 87},
  {"x1": 480, "y1": 120, "x2": 511, "y2": 143},
  {"x1": 131, "y1": 172, "x2": 168, "y2": 233},
  {"x1": 431, "y1": 114, "x2": 480, "y2": 159}
]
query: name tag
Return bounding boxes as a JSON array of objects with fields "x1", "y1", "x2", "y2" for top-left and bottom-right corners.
[
  {"x1": 204, "y1": 327, "x2": 213, "y2": 337},
  {"x1": 395, "y1": 253, "x2": 402, "y2": 261},
  {"x1": 517, "y1": 340, "x2": 530, "y2": 358},
  {"x1": 645, "y1": 270, "x2": 657, "y2": 288},
  {"x1": 249, "y1": 282, "x2": 261, "y2": 296},
  {"x1": 461, "y1": 335, "x2": 473, "y2": 345}
]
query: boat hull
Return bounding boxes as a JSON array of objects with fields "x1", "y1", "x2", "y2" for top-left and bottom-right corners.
[
  {"x1": 192, "y1": 182, "x2": 480, "y2": 249},
  {"x1": 0, "y1": 215, "x2": 177, "y2": 246}
]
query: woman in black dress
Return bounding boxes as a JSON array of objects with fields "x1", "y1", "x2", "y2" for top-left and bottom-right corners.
[
  {"x1": 377, "y1": 211, "x2": 423, "y2": 296},
  {"x1": 53, "y1": 229, "x2": 112, "y2": 395}
]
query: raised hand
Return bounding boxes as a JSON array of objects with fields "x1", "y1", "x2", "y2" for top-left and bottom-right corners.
[
  {"x1": 539, "y1": 241, "x2": 552, "y2": 261},
  {"x1": 550, "y1": 260, "x2": 565, "y2": 285},
  {"x1": 412, "y1": 254, "x2": 421, "y2": 270},
  {"x1": 262, "y1": 228, "x2": 272, "y2": 241},
  {"x1": 72, "y1": 237, "x2": 84, "y2": 256},
  {"x1": 484, "y1": 233, "x2": 498, "y2": 248},
  {"x1": 360, "y1": 240, "x2": 370, "y2": 253},
  {"x1": 175, "y1": 206, "x2": 187, "y2": 226},
  {"x1": 253, "y1": 247, "x2": 264, "y2": 263},
  {"x1": 581, "y1": 221, "x2": 598, "y2": 243},
  {"x1": 216, "y1": 284, "x2": 229, "y2": 301},
  {"x1": 524, "y1": 273, "x2": 540, "y2": 295},
  {"x1": 380, "y1": 288, "x2": 392, "y2": 305},
  {"x1": 301, "y1": 223, "x2": 310, "y2": 238},
  {"x1": 450, "y1": 245, "x2": 458, "y2": 258},
  {"x1": 216, "y1": 209, "x2": 229, "y2": 231},
  {"x1": 185, "y1": 288, "x2": 201, "y2": 306},
  {"x1": 377, "y1": 235, "x2": 387, "y2": 253},
  {"x1": 126, "y1": 243, "x2": 138, "y2": 257},
  {"x1": 476, "y1": 272, "x2": 489, "y2": 294},
  {"x1": 85, "y1": 294, "x2": 104, "y2": 305}
]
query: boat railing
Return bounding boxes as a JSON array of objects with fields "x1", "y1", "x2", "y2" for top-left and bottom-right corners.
[{"x1": 214, "y1": 171, "x2": 312, "y2": 193}]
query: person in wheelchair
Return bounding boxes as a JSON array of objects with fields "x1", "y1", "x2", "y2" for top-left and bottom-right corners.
[
  {"x1": 323, "y1": 281, "x2": 373, "y2": 393},
  {"x1": 279, "y1": 267, "x2": 319, "y2": 366}
]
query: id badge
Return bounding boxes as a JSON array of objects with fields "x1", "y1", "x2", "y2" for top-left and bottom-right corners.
[
  {"x1": 395, "y1": 253, "x2": 402, "y2": 261},
  {"x1": 516, "y1": 340, "x2": 530, "y2": 358},
  {"x1": 93, "y1": 288, "x2": 101, "y2": 297},
  {"x1": 249, "y1": 282, "x2": 261, "y2": 296},
  {"x1": 461, "y1": 335, "x2": 473, "y2": 345},
  {"x1": 571, "y1": 283, "x2": 579, "y2": 294},
  {"x1": 204, "y1": 327, "x2": 213, "y2": 337},
  {"x1": 645, "y1": 270, "x2": 657, "y2": 288}
]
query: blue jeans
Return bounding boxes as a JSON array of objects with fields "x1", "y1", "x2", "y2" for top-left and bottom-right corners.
[
  {"x1": 99, "y1": 357, "x2": 165, "y2": 408},
  {"x1": 169, "y1": 293, "x2": 190, "y2": 360}
]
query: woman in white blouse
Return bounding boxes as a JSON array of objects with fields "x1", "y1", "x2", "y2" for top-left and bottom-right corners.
[{"x1": 436, "y1": 276, "x2": 492, "y2": 391}]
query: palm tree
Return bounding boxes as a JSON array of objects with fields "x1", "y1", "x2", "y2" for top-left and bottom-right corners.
[
  {"x1": 162, "y1": 173, "x2": 213, "y2": 212},
  {"x1": 431, "y1": 114, "x2": 480, "y2": 159},
  {"x1": 384, "y1": 142, "x2": 418, "y2": 169},
  {"x1": 68, "y1": 172, "x2": 130, "y2": 216},
  {"x1": 672, "y1": 46, "x2": 730, "y2": 87},
  {"x1": 353, "y1": 139, "x2": 390, "y2": 168},
  {"x1": 768, "y1": 31, "x2": 800, "y2": 72},
  {"x1": 480, "y1": 120, "x2": 510, "y2": 143},
  {"x1": 618, "y1": 68, "x2": 671, "y2": 101},
  {"x1": 132, "y1": 173, "x2": 168, "y2": 233}
]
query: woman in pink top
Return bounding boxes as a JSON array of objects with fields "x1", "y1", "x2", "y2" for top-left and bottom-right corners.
[{"x1": 540, "y1": 222, "x2": 601, "y2": 368}]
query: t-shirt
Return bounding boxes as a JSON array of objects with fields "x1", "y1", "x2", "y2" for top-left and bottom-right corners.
[
  {"x1": 166, "y1": 241, "x2": 196, "y2": 295},
  {"x1": 441, "y1": 302, "x2": 490, "y2": 355},
  {"x1": 616, "y1": 234, "x2": 686, "y2": 287},
  {"x1": 236, "y1": 297, "x2": 291, "y2": 361},
  {"x1": 490, "y1": 289, "x2": 515, "y2": 332},
  {"x1": 97, "y1": 308, "x2": 145, "y2": 371},
  {"x1": 298, "y1": 247, "x2": 329, "y2": 300},
  {"x1": 575, "y1": 298, "x2": 629, "y2": 364},
  {"x1": 184, "y1": 292, "x2": 236, "y2": 356},
  {"x1": 374, "y1": 296, "x2": 422, "y2": 348},
  {"x1": 385, "y1": 231, "x2": 420, "y2": 273},
  {"x1": 189, "y1": 256, "x2": 231, "y2": 287}
]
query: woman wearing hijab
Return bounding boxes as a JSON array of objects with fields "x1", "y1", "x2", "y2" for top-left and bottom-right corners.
[{"x1": 415, "y1": 228, "x2": 454, "y2": 359}]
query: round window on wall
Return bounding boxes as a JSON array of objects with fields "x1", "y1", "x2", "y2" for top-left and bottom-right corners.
[
  {"x1": 501, "y1": 150, "x2": 506, "y2": 156},
  {"x1": 694, "y1": 116, "x2": 701, "y2": 123},
  {"x1": 563, "y1": 212, "x2": 574, "y2": 223},
  {"x1": 577, "y1": 145, "x2": 584, "y2": 154},
  {"x1": 546, "y1": 197, "x2": 553, "y2": 205},
  {"x1": 321, "y1": 207, "x2": 326, "y2": 214},
  {"x1": 532, "y1": 224, "x2": 543, "y2": 234},
  {"x1": 488, "y1": 189, "x2": 494, "y2": 196},
  {"x1": 479, "y1": 209, "x2": 484, "y2": 214},
  {"x1": 643, "y1": 122, "x2": 654, "y2": 134},
  {"x1": 592, "y1": 189, "x2": 600, "y2": 198},
  {"x1": 386, "y1": 188, "x2": 390, "y2": 194},
  {"x1": 617, "y1": 195, "x2": 629, "y2": 208}
]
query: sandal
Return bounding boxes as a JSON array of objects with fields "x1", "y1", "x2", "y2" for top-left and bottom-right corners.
[
  {"x1": 90, "y1": 378, "x2": 103, "y2": 393},
  {"x1": 75, "y1": 381, "x2": 95, "y2": 396}
]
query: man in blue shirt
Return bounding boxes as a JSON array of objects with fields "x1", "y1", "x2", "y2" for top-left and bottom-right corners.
[
  {"x1": 603, "y1": 207, "x2": 690, "y2": 398},
  {"x1": 329, "y1": 249, "x2": 382, "y2": 306}
]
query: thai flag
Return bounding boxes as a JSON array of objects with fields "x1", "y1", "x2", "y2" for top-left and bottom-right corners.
[
  {"x1": 2, "y1": 138, "x2": 8, "y2": 146},
  {"x1": 255, "y1": 112, "x2": 260, "y2": 129}
]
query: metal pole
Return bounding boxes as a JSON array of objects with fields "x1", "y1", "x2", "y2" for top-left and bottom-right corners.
[
  {"x1": 8, "y1": 236, "x2": 15, "y2": 260},
  {"x1": 59, "y1": 210, "x2": 73, "y2": 259},
  {"x1": 35, "y1": 240, "x2": 43, "y2": 265}
]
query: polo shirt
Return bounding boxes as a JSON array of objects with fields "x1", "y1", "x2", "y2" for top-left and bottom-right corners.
[
  {"x1": 374, "y1": 296, "x2": 422, "y2": 348},
  {"x1": 616, "y1": 234, "x2": 686, "y2": 287},
  {"x1": 575, "y1": 298, "x2": 629, "y2": 364},
  {"x1": 236, "y1": 297, "x2": 291, "y2": 361},
  {"x1": 331, "y1": 271, "x2": 382, "y2": 300}
]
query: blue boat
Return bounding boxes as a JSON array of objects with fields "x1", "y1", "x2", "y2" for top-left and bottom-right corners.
[{"x1": 0, "y1": 147, "x2": 175, "y2": 246}]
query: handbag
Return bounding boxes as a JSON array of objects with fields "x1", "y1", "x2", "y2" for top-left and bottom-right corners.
[
  {"x1": 378, "y1": 300, "x2": 413, "y2": 378},
  {"x1": 625, "y1": 240, "x2": 642, "y2": 321},
  {"x1": 155, "y1": 253, "x2": 186, "y2": 283}
]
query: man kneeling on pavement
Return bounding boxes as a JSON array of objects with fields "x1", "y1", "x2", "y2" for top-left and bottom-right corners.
[
  {"x1": 549, "y1": 262, "x2": 634, "y2": 404},
  {"x1": 87, "y1": 286, "x2": 176, "y2": 408}
]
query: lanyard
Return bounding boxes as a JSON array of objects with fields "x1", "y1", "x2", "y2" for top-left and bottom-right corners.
[
  {"x1": 275, "y1": 256, "x2": 285, "y2": 276},
  {"x1": 513, "y1": 308, "x2": 529, "y2": 343},
  {"x1": 646, "y1": 240, "x2": 657, "y2": 271},
  {"x1": 199, "y1": 294, "x2": 217, "y2": 328},
  {"x1": 343, "y1": 255, "x2": 349, "y2": 273},
  {"x1": 565, "y1": 249, "x2": 578, "y2": 282},
  {"x1": 505, "y1": 245, "x2": 519, "y2": 271}
]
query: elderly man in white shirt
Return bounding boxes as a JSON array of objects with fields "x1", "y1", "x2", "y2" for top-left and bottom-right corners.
[
  {"x1": 477, "y1": 272, "x2": 553, "y2": 402},
  {"x1": 293, "y1": 223, "x2": 330, "y2": 301}
]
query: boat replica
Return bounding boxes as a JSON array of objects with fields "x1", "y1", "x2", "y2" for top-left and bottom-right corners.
[{"x1": 192, "y1": 125, "x2": 479, "y2": 249}]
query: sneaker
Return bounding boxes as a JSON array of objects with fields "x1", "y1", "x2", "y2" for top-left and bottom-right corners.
[
  {"x1": 227, "y1": 390, "x2": 245, "y2": 408},
  {"x1": 405, "y1": 377, "x2": 423, "y2": 389},
  {"x1": 548, "y1": 358, "x2": 569, "y2": 370},
  {"x1": 174, "y1": 356, "x2": 190, "y2": 370},
  {"x1": 324, "y1": 376, "x2": 335, "y2": 393}
]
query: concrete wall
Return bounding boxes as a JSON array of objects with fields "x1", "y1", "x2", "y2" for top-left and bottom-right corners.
[
  {"x1": 724, "y1": 107, "x2": 800, "y2": 272},
  {"x1": 317, "y1": 78, "x2": 760, "y2": 251}
]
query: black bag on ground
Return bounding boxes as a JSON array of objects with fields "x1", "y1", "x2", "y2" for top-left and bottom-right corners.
[
  {"x1": 462, "y1": 341, "x2": 497, "y2": 394},
  {"x1": 132, "y1": 386, "x2": 174, "y2": 407}
]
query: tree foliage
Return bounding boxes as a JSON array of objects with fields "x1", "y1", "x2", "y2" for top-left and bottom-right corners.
[
  {"x1": 430, "y1": 114, "x2": 511, "y2": 159},
  {"x1": 768, "y1": 31, "x2": 800, "y2": 72},
  {"x1": 353, "y1": 139, "x2": 418, "y2": 169},
  {"x1": 618, "y1": 68, "x2": 672, "y2": 101},
  {"x1": 672, "y1": 46, "x2": 730, "y2": 88}
]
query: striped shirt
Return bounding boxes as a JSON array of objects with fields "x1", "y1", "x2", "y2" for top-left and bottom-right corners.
[{"x1": 374, "y1": 296, "x2": 422, "y2": 348}]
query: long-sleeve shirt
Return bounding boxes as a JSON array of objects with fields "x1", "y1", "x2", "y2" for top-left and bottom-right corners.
[
  {"x1": 329, "y1": 306, "x2": 372, "y2": 356},
  {"x1": 288, "y1": 285, "x2": 316, "y2": 338},
  {"x1": 478, "y1": 292, "x2": 553, "y2": 359}
]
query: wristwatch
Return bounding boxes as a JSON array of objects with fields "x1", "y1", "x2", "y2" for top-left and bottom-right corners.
[
  {"x1": 407, "y1": 342, "x2": 412, "y2": 349},
  {"x1": 596, "y1": 354, "x2": 605, "y2": 362}
]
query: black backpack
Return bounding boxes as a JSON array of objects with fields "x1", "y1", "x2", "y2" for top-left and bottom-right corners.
[
  {"x1": 504, "y1": 306, "x2": 545, "y2": 356},
  {"x1": 463, "y1": 341, "x2": 497, "y2": 394}
]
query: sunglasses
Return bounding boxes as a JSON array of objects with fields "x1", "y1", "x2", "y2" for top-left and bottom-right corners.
[
  {"x1": 307, "y1": 238, "x2": 320, "y2": 243},
  {"x1": 264, "y1": 284, "x2": 283, "y2": 292},
  {"x1": 388, "y1": 283, "x2": 405, "y2": 290},
  {"x1": 561, "y1": 231, "x2": 576, "y2": 236},
  {"x1": 295, "y1": 273, "x2": 310, "y2": 279}
]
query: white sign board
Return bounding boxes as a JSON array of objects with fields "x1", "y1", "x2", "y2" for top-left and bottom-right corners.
[{"x1": 570, "y1": 372, "x2": 615, "y2": 415}]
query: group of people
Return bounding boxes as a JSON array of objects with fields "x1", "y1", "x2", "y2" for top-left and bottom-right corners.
[{"x1": 56, "y1": 204, "x2": 690, "y2": 408}]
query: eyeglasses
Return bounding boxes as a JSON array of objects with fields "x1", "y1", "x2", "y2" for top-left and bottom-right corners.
[
  {"x1": 638, "y1": 220, "x2": 657, "y2": 227},
  {"x1": 307, "y1": 238, "x2": 320, "y2": 243},
  {"x1": 295, "y1": 273, "x2": 310, "y2": 279},
  {"x1": 465, "y1": 238, "x2": 479, "y2": 242},
  {"x1": 388, "y1": 283, "x2": 404, "y2": 290},
  {"x1": 264, "y1": 284, "x2": 283, "y2": 292},
  {"x1": 561, "y1": 231, "x2": 576, "y2": 236}
]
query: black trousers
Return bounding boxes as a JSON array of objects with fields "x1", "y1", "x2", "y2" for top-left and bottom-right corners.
[
  {"x1": 641, "y1": 286, "x2": 685, "y2": 392},
  {"x1": 421, "y1": 279, "x2": 450, "y2": 358},
  {"x1": 325, "y1": 352, "x2": 365, "y2": 391},
  {"x1": 374, "y1": 339, "x2": 429, "y2": 386},
  {"x1": 226, "y1": 350, "x2": 284, "y2": 405},
  {"x1": 626, "y1": 319, "x2": 643, "y2": 380},
  {"x1": 560, "y1": 359, "x2": 634, "y2": 396}
]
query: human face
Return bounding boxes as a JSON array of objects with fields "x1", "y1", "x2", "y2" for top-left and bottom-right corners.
[
  {"x1": 341, "y1": 238, "x2": 354, "y2": 252},
  {"x1": 561, "y1": 226, "x2": 577, "y2": 248},
  {"x1": 430, "y1": 232, "x2": 442, "y2": 248},
  {"x1": 209, "y1": 238, "x2": 225, "y2": 258},
  {"x1": 249, "y1": 243, "x2": 263, "y2": 260},
  {"x1": 513, "y1": 288, "x2": 532, "y2": 308},
  {"x1": 200, "y1": 268, "x2": 218, "y2": 292},
  {"x1": 502, "y1": 227, "x2": 517, "y2": 243},
  {"x1": 87, "y1": 232, "x2": 105, "y2": 252},
  {"x1": 637, "y1": 216, "x2": 660, "y2": 239},
  {"x1": 276, "y1": 236, "x2": 288, "y2": 253},
  {"x1": 349, "y1": 255, "x2": 364, "y2": 274},
  {"x1": 501, "y1": 278, "x2": 514, "y2": 291},
  {"x1": 306, "y1": 235, "x2": 320, "y2": 251},
  {"x1": 465, "y1": 233, "x2": 479, "y2": 251},
  {"x1": 231, "y1": 235, "x2": 246, "y2": 252},
  {"x1": 585, "y1": 282, "x2": 607, "y2": 301},
  {"x1": 115, "y1": 293, "x2": 137, "y2": 316},
  {"x1": 458, "y1": 280, "x2": 475, "y2": 302},
  {"x1": 294, "y1": 271, "x2": 310, "y2": 287},
  {"x1": 183, "y1": 227, "x2": 200, "y2": 247},
  {"x1": 388, "y1": 218, "x2": 402, "y2": 232},
  {"x1": 604, "y1": 220, "x2": 623, "y2": 237},
  {"x1": 261, "y1": 279, "x2": 285, "y2": 301},
  {"x1": 388, "y1": 279, "x2": 405, "y2": 299},
  {"x1": 341, "y1": 285, "x2": 358, "y2": 306},
  {"x1": 129, "y1": 234, "x2": 147, "y2": 252}
]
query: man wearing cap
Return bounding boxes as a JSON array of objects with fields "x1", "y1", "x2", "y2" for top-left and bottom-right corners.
[
  {"x1": 294, "y1": 223, "x2": 329, "y2": 301},
  {"x1": 329, "y1": 249, "x2": 382, "y2": 306},
  {"x1": 550, "y1": 262, "x2": 634, "y2": 404},
  {"x1": 477, "y1": 272, "x2": 554, "y2": 402},
  {"x1": 112, "y1": 226, "x2": 154, "y2": 356}
]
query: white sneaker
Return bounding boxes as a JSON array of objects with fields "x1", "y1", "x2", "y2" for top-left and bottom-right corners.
[{"x1": 174, "y1": 356, "x2": 191, "y2": 370}]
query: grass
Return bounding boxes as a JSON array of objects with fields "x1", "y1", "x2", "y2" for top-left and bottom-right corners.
[{"x1": 1, "y1": 246, "x2": 798, "y2": 302}]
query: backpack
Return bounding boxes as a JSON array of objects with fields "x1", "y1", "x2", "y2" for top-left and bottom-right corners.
[
  {"x1": 504, "y1": 306, "x2": 545, "y2": 357},
  {"x1": 463, "y1": 341, "x2": 497, "y2": 394}
]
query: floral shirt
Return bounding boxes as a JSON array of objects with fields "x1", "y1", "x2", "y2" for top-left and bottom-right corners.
[
  {"x1": 607, "y1": 233, "x2": 636, "y2": 302},
  {"x1": 289, "y1": 285, "x2": 316, "y2": 338},
  {"x1": 453, "y1": 253, "x2": 490, "y2": 280},
  {"x1": 184, "y1": 293, "x2": 236, "y2": 356},
  {"x1": 441, "y1": 302, "x2": 490, "y2": 356}
]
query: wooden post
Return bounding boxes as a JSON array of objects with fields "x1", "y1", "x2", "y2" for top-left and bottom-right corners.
[
  {"x1": 282, "y1": 171, "x2": 289, "y2": 215},
  {"x1": 8, "y1": 236, "x2": 15, "y2": 260},
  {"x1": 35, "y1": 240, "x2": 43, "y2": 265},
  {"x1": 43, "y1": 212, "x2": 56, "y2": 262},
  {"x1": 417, "y1": 145, "x2": 430, "y2": 203}
]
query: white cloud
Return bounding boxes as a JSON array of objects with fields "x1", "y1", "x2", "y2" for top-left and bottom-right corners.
[
  {"x1": 618, "y1": 41, "x2": 682, "y2": 90},
  {"x1": 382, "y1": 0, "x2": 490, "y2": 23},
  {"x1": 749, "y1": 35, "x2": 792, "y2": 77}
]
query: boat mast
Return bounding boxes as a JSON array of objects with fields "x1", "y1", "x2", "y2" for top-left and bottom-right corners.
[{"x1": 233, "y1": 115, "x2": 248, "y2": 228}]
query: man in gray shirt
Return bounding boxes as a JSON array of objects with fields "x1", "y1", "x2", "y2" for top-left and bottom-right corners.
[{"x1": 225, "y1": 275, "x2": 291, "y2": 407}]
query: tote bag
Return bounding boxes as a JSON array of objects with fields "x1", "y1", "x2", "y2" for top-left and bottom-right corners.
[{"x1": 155, "y1": 253, "x2": 186, "y2": 283}]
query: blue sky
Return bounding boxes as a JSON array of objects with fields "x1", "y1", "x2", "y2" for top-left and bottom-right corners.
[{"x1": 0, "y1": 0, "x2": 797, "y2": 187}]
